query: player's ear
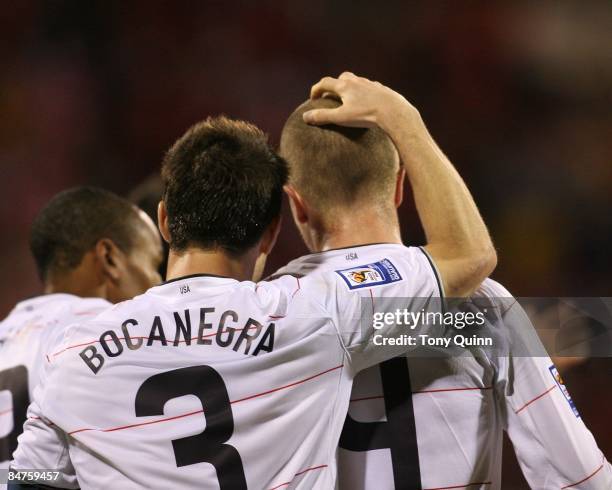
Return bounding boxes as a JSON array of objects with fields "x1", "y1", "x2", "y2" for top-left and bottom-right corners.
[
  {"x1": 95, "y1": 238, "x2": 123, "y2": 283},
  {"x1": 259, "y1": 214, "x2": 282, "y2": 256},
  {"x1": 157, "y1": 200, "x2": 171, "y2": 243},
  {"x1": 252, "y1": 215, "x2": 282, "y2": 282},
  {"x1": 284, "y1": 185, "x2": 309, "y2": 224},
  {"x1": 394, "y1": 167, "x2": 406, "y2": 208}
]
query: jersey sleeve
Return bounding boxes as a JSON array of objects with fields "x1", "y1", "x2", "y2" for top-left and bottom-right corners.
[
  {"x1": 321, "y1": 246, "x2": 444, "y2": 372},
  {"x1": 10, "y1": 325, "x2": 80, "y2": 489},
  {"x1": 10, "y1": 388, "x2": 77, "y2": 489},
  {"x1": 494, "y1": 297, "x2": 612, "y2": 489}
]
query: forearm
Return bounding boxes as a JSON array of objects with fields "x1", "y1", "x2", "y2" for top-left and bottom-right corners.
[
  {"x1": 383, "y1": 108, "x2": 495, "y2": 295},
  {"x1": 303, "y1": 72, "x2": 496, "y2": 295}
]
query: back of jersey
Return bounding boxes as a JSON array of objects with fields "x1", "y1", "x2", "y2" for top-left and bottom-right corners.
[
  {"x1": 275, "y1": 244, "x2": 504, "y2": 490},
  {"x1": 0, "y1": 294, "x2": 109, "y2": 469},
  {"x1": 276, "y1": 244, "x2": 612, "y2": 490},
  {"x1": 16, "y1": 244, "x2": 442, "y2": 489},
  {"x1": 31, "y1": 275, "x2": 352, "y2": 489}
]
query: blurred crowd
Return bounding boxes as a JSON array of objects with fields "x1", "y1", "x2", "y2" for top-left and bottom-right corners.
[{"x1": 1, "y1": 2, "x2": 611, "y2": 486}]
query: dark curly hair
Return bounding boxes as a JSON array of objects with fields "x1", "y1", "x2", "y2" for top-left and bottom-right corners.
[{"x1": 161, "y1": 116, "x2": 288, "y2": 255}]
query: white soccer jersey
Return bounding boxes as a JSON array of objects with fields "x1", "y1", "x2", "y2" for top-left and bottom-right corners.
[
  {"x1": 12, "y1": 247, "x2": 441, "y2": 489},
  {"x1": 0, "y1": 294, "x2": 109, "y2": 470},
  {"x1": 275, "y1": 244, "x2": 612, "y2": 490}
]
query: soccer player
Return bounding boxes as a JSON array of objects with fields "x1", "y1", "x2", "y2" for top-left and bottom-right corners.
[
  {"x1": 0, "y1": 187, "x2": 163, "y2": 474},
  {"x1": 276, "y1": 73, "x2": 612, "y2": 489},
  {"x1": 10, "y1": 95, "x2": 494, "y2": 489}
]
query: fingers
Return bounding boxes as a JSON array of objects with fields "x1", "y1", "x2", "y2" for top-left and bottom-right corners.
[
  {"x1": 338, "y1": 71, "x2": 357, "y2": 80},
  {"x1": 303, "y1": 107, "x2": 347, "y2": 126},
  {"x1": 310, "y1": 76, "x2": 345, "y2": 99}
]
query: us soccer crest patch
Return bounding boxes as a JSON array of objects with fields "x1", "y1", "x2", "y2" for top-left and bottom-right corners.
[{"x1": 335, "y1": 259, "x2": 402, "y2": 290}]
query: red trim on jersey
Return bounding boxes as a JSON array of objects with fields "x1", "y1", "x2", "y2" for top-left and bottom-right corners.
[
  {"x1": 231, "y1": 364, "x2": 343, "y2": 405},
  {"x1": 27, "y1": 416, "x2": 55, "y2": 427},
  {"x1": 560, "y1": 457, "x2": 605, "y2": 489},
  {"x1": 67, "y1": 364, "x2": 344, "y2": 436},
  {"x1": 51, "y1": 326, "x2": 257, "y2": 359},
  {"x1": 52, "y1": 339, "x2": 100, "y2": 357},
  {"x1": 350, "y1": 386, "x2": 492, "y2": 403},
  {"x1": 69, "y1": 408, "x2": 206, "y2": 435},
  {"x1": 268, "y1": 315, "x2": 285, "y2": 320},
  {"x1": 268, "y1": 464, "x2": 328, "y2": 490},
  {"x1": 514, "y1": 385, "x2": 556, "y2": 414},
  {"x1": 0, "y1": 408, "x2": 13, "y2": 417},
  {"x1": 424, "y1": 481, "x2": 491, "y2": 489}
]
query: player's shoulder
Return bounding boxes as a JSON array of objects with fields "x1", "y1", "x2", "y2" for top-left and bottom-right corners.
[
  {"x1": 256, "y1": 273, "x2": 329, "y2": 319},
  {"x1": 0, "y1": 294, "x2": 107, "y2": 341},
  {"x1": 469, "y1": 278, "x2": 518, "y2": 317},
  {"x1": 475, "y1": 278, "x2": 514, "y2": 298},
  {"x1": 63, "y1": 296, "x2": 111, "y2": 322},
  {"x1": 88, "y1": 290, "x2": 152, "y2": 326},
  {"x1": 274, "y1": 243, "x2": 427, "y2": 277},
  {"x1": 272, "y1": 243, "x2": 435, "y2": 291}
]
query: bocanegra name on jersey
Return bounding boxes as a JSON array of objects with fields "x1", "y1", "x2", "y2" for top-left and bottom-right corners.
[{"x1": 77, "y1": 308, "x2": 275, "y2": 374}]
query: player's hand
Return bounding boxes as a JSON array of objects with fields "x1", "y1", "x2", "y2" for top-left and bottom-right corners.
[{"x1": 303, "y1": 72, "x2": 423, "y2": 135}]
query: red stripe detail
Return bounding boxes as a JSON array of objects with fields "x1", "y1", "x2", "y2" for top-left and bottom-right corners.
[
  {"x1": 515, "y1": 385, "x2": 556, "y2": 414},
  {"x1": 27, "y1": 416, "x2": 55, "y2": 427},
  {"x1": 350, "y1": 386, "x2": 492, "y2": 403},
  {"x1": 0, "y1": 408, "x2": 13, "y2": 417},
  {"x1": 230, "y1": 364, "x2": 343, "y2": 405},
  {"x1": 268, "y1": 315, "x2": 285, "y2": 320},
  {"x1": 268, "y1": 464, "x2": 328, "y2": 490},
  {"x1": 561, "y1": 458, "x2": 605, "y2": 489},
  {"x1": 68, "y1": 364, "x2": 344, "y2": 436},
  {"x1": 52, "y1": 339, "x2": 100, "y2": 357},
  {"x1": 424, "y1": 481, "x2": 491, "y2": 490},
  {"x1": 52, "y1": 327, "x2": 254, "y2": 359},
  {"x1": 71, "y1": 408, "x2": 205, "y2": 435}
]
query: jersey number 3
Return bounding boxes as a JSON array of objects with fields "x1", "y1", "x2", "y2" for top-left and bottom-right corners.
[{"x1": 135, "y1": 365, "x2": 247, "y2": 489}]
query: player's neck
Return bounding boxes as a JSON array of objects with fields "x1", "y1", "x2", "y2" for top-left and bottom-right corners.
[
  {"x1": 44, "y1": 269, "x2": 106, "y2": 298},
  {"x1": 315, "y1": 210, "x2": 403, "y2": 252},
  {"x1": 166, "y1": 248, "x2": 256, "y2": 282}
]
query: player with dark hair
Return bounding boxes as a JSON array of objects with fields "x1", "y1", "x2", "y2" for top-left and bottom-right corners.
[
  {"x1": 160, "y1": 117, "x2": 287, "y2": 264},
  {"x1": 29, "y1": 187, "x2": 163, "y2": 298},
  {"x1": 275, "y1": 73, "x2": 612, "y2": 489},
  {"x1": 0, "y1": 187, "x2": 163, "y2": 474},
  {"x1": 10, "y1": 89, "x2": 493, "y2": 488}
]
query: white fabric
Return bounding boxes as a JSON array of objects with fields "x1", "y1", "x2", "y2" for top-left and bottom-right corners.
[
  {"x1": 276, "y1": 244, "x2": 612, "y2": 490},
  {"x1": 12, "y1": 246, "x2": 439, "y2": 489},
  {"x1": 0, "y1": 294, "x2": 109, "y2": 488}
]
